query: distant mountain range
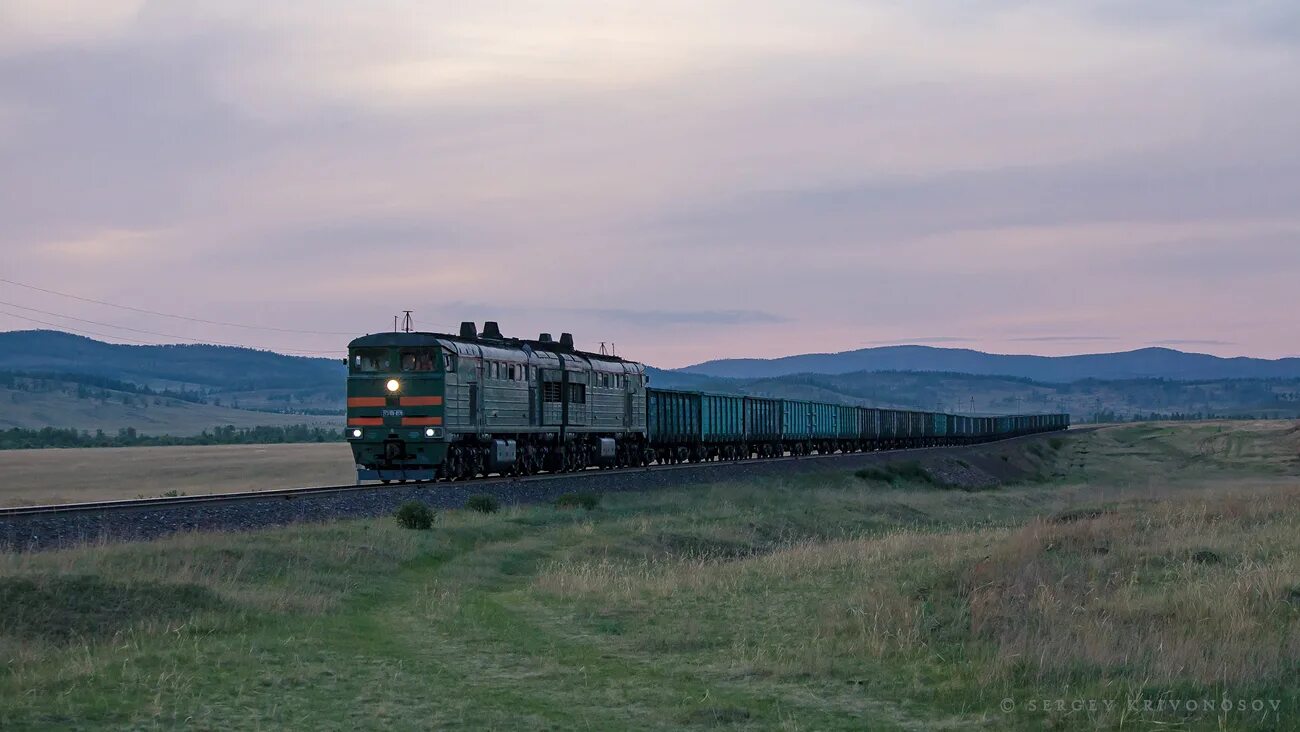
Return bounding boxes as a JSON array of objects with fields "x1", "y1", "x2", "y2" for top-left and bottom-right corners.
[
  {"x1": 2, "y1": 330, "x2": 1298, "y2": 434},
  {"x1": 679, "y1": 345, "x2": 1300, "y2": 382},
  {"x1": 0, "y1": 330, "x2": 342, "y2": 390}
]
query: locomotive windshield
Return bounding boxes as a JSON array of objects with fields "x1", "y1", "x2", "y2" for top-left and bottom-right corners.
[
  {"x1": 351, "y1": 349, "x2": 390, "y2": 373},
  {"x1": 400, "y1": 349, "x2": 440, "y2": 372}
]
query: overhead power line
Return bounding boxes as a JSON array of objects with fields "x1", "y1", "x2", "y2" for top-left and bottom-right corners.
[
  {"x1": 0, "y1": 309, "x2": 169, "y2": 346},
  {"x1": 0, "y1": 277, "x2": 356, "y2": 336},
  {"x1": 0, "y1": 308, "x2": 345, "y2": 356},
  {"x1": 0, "y1": 300, "x2": 342, "y2": 353}
]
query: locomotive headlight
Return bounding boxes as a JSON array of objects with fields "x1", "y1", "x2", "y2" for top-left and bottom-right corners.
[
  {"x1": 385, "y1": 379, "x2": 400, "y2": 393},
  {"x1": 350, "y1": 428, "x2": 363, "y2": 439},
  {"x1": 424, "y1": 427, "x2": 436, "y2": 438}
]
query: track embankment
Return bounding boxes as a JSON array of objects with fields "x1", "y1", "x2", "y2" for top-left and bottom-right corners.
[{"x1": 0, "y1": 433, "x2": 1067, "y2": 552}]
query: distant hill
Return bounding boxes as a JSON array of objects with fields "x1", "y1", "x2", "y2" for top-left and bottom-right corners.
[
  {"x1": 0, "y1": 376, "x2": 340, "y2": 436},
  {"x1": 679, "y1": 345, "x2": 1300, "y2": 382},
  {"x1": 0, "y1": 331, "x2": 344, "y2": 435},
  {"x1": 655, "y1": 368, "x2": 1300, "y2": 422},
  {"x1": 0, "y1": 330, "x2": 342, "y2": 391}
]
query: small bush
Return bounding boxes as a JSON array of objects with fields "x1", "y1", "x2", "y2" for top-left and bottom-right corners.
[
  {"x1": 1049, "y1": 437, "x2": 1065, "y2": 451},
  {"x1": 888, "y1": 461, "x2": 932, "y2": 483},
  {"x1": 854, "y1": 466, "x2": 896, "y2": 484},
  {"x1": 465, "y1": 494, "x2": 500, "y2": 514},
  {"x1": 395, "y1": 501, "x2": 435, "y2": 530},
  {"x1": 554, "y1": 492, "x2": 601, "y2": 510},
  {"x1": 854, "y1": 461, "x2": 934, "y2": 487},
  {"x1": 1190, "y1": 549, "x2": 1222, "y2": 565}
]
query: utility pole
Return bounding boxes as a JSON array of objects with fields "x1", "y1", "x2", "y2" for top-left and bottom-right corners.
[{"x1": 402, "y1": 311, "x2": 414, "y2": 333}]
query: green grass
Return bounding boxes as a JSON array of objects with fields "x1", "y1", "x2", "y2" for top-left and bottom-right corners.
[{"x1": 2, "y1": 422, "x2": 1299, "y2": 729}]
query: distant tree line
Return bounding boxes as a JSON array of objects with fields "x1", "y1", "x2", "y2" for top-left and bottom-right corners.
[
  {"x1": 0, "y1": 425, "x2": 343, "y2": 450},
  {"x1": 1, "y1": 370, "x2": 209, "y2": 403}
]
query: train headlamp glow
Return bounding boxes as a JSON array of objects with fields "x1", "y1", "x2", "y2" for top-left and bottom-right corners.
[
  {"x1": 350, "y1": 428, "x2": 362, "y2": 438},
  {"x1": 425, "y1": 427, "x2": 437, "y2": 438},
  {"x1": 385, "y1": 379, "x2": 400, "y2": 393}
]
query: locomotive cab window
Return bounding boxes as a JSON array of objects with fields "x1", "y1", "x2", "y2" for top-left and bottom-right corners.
[
  {"x1": 400, "y1": 349, "x2": 439, "y2": 372},
  {"x1": 352, "y1": 350, "x2": 390, "y2": 373}
]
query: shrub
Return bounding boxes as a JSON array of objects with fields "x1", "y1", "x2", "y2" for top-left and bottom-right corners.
[
  {"x1": 1049, "y1": 437, "x2": 1065, "y2": 451},
  {"x1": 854, "y1": 461, "x2": 934, "y2": 487},
  {"x1": 1190, "y1": 549, "x2": 1222, "y2": 565},
  {"x1": 554, "y1": 492, "x2": 601, "y2": 510},
  {"x1": 854, "y1": 466, "x2": 896, "y2": 484},
  {"x1": 395, "y1": 501, "x2": 435, "y2": 530},
  {"x1": 465, "y1": 494, "x2": 500, "y2": 514},
  {"x1": 888, "y1": 461, "x2": 932, "y2": 483}
]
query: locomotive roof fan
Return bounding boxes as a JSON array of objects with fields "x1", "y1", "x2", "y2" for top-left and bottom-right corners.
[{"x1": 459, "y1": 321, "x2": 477, "y2": 339}]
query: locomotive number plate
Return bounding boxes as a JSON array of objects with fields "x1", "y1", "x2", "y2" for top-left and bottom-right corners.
[{"x1": 382, "y1": 409, "x2": 405, "y2": 418}]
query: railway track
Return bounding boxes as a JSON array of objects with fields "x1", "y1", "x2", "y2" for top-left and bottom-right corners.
[
  {"x1": 0, "y1": 439, "x2": 1032, "y2": 517},
  {"x1": 0, "y1": 432, "x2": 1071, "y2": 551}
]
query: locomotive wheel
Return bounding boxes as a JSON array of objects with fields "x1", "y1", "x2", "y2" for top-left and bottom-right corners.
[{"x1": 446, "y1": 447, "x2": 463, "y2": 481}]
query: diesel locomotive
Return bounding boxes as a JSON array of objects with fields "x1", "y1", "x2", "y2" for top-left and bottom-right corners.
[{"x1": 346, "y1": 322, "x2": 1069, "y2": 483}]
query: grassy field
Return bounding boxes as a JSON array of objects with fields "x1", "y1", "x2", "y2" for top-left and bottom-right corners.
[
  {"x1": 1, "y1": 421, "x2": 1298, "y2": 729},
  {"x1": 0, "y1": 443, "x2": 355, "y2": 506}
]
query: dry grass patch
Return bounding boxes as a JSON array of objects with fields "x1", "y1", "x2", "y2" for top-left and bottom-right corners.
[
  {"x1": 0, "y1": 523, "x2": 431, "y2": 626},
  {"x1": 969, "y1": 484, "x2": 1300, "y2": 686},
  {"x1": 0, "y1": 442, "x2": 356, "y2": 506},
  {"x1": 531, "y1": 481, "x2": 1300, "y2": 701}
]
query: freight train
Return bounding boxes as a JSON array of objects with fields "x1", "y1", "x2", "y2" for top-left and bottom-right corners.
[{"x1": 346, "y1": 323, "x2": 1069, "y2": 483}]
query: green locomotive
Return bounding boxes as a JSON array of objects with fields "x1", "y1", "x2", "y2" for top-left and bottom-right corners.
[
  {"x1": 347, "y1": 321, "x2": 649, "y2": 482},
  {"x1": 347, "y1": 321, "x2": 1070, "y2": 483}
]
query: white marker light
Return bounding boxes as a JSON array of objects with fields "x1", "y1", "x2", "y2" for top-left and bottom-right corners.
[
  {"x1": 385, "y1": 379, "x2": 400, "y2": 392},
  {"x1": 425, "y1": 428, "x2": 436, "y2": 438},
  {"x1": 351, "y1": 428, "x2": 363, "y2": 438}
]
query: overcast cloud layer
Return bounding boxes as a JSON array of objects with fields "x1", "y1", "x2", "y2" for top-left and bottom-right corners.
[{"x1": 2, "y1": 1, "x2": 1298, "y2": 366}]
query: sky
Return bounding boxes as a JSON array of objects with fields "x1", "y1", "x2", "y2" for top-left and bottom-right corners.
[{"x1": 1, "y1": 1, "x2": 1298, "y2": 368}]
